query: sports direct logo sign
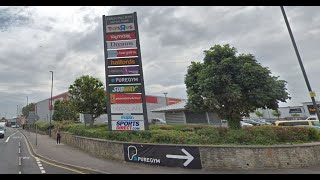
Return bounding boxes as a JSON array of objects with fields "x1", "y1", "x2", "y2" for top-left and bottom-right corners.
[{"x1": 112, "y1": 120, "x2": 145, "y2": 130}]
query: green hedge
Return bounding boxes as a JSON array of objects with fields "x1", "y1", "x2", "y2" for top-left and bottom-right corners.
[
  {"x1": 27, "y1": 121, "x2": 320, "y2": 145},
  {"x1": 62, "y1": 123, "x2": 320, "y2": 145}
]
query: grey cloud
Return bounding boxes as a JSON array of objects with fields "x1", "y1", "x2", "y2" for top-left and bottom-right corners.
[
  {"x1": 1, "y1": 6, "x2": 320, "y2": 116},
  {"x1": 0, "y1": 7, "x2": 32, "y2": 32}
]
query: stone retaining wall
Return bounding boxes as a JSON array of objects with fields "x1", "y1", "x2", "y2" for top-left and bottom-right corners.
[{"x1": 47, "y1": 131, "x2": 320, "y2": 170}]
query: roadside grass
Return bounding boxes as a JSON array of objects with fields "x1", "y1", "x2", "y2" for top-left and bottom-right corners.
[{"x1": 28, "y1": 121, "x2": 320, "y2": 145}]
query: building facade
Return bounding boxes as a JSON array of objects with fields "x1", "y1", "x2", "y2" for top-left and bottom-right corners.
[
  {"x1": 152, "y1": 101, "x2": 222, "y2": 126},
  {"x1": 34, "y1": 91, "x2": 184, "y2": 123}
]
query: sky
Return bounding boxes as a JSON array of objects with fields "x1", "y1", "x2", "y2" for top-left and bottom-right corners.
[{"x1": 0, "y1": 6, "x2": 319, "y2": 118}]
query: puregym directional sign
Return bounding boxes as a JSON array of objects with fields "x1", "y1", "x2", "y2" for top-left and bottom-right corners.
[{"x1": 123, "y1": 143, "x2": 202, "y2": 169}]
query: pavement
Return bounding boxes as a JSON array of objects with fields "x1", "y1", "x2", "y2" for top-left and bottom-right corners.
[
  {"x1": 18, "y1": 129, "x2": 320, "y2": 174},
  {"x1": 0, "y1": 127, "x2": 75, "y2": 174}
]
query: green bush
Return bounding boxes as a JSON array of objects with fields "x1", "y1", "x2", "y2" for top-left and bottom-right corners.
[
  {"x1": 34, "y1": 121, "x2": 51, "y2": 131},
  {"x1": 53, "y1": 121, "x2": 320, "y2": 145}
]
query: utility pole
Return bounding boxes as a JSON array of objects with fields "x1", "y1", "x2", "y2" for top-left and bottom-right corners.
[
  {"x1": 49, "y1": 71, "x2": 53, "y2": 137},
  {"x1": 280, "y1": 6, "x2": 320, "y2": 120},
  {"x1": 164, "y1": 92, "x2": 168, "y2": 106}
]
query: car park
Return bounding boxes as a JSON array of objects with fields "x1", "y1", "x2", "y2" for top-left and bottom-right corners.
[{"x1": 151, "y1": 118, "x2": 166, "y2": 125}]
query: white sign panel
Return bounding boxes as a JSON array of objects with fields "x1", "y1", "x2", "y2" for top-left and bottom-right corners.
[
  {"x1": 107, "y1": 40, "x2": 137, "y2": 49},
  {"x1": 111, "y1": 115, "x2": 144, "y2": 121},
  {"x1": 106, "y1": 23, "x2": 135, "y2": 33},
  {"x1": 112, "y1": 120, "x2": 145, "y2": 130},
  {"x1": 111, "y1": 103, "x2": 143, "y2": 113}
]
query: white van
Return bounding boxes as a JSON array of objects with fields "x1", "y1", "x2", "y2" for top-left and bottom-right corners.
[{"x1": 0, "y1": 122, "x2": 6, "y2": 138}]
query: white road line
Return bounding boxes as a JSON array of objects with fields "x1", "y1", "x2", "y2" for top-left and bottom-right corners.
[
  {"x1": 39, "y1": 166, "x2": 44, "y2": 170},
  {"x1": 41, "y1": 170, "x2": 46, "y2": 174},
  {"x1": 38, "y1": 164, "x2": 42, "y2": 167},
  {"x1": 18, "y1": 157, "x2": 21, "y2": 166},
  {"x1": 18, "y1": 171, "x2": 21, "y2": 174},
  {"x1": 19, "y1": 147, "x2": 20, "y2": 154},
  {"x1": 5, "y1": 131, "x2": 18, "y2": 143},
  {"x1": 5, "y1": 137, "x2": 10, "y2": 143},
  {"x1": 37, "y1": 161, "x2": 41, "y2": 164},
  {"x1": 19, "y1": 142, "x2": 20, "y2": 147}
]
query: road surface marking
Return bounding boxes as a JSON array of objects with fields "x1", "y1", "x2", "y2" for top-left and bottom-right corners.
[
  {"x1": 5, "y1": 131, "x2": 18, "y2": 143},
  {"x1": 38, "y1": 164, "x2": 42, "y2": 167},
  {"x1": 41, "y1": 170, "x2": 46, "y2": 174},
  {"x1": 20, "y1": 131, "x2": 85, "y2": 174},
  {"x1": 39, "y1": 166, "x2": 44, "y2": 170},
  {"x1": 19, "y1": 142, "x2": 20, "y2": 147},
  {"x1": 18, "y1": 171, "x2": 21, "y2": 174},
  {"x1": 37, "y1": 161, "x2": 41, "y2": 164},
  {"x1": 18, "y1": 157, "x2": 21, "y2": 166},
  {"x1": 19, "y1": 147, "x2": 20, "y2": 154}
]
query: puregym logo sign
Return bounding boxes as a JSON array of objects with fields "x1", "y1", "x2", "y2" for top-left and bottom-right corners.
[
  {"x1": 107, "y1": 40, "x2": 137, "y2": 49},
  {"x1": 108, "y1": 76, "x2": 141, "y2": 84},
  {"x1": 110, "y1": 85, "x2": 141, "y2": 93}
]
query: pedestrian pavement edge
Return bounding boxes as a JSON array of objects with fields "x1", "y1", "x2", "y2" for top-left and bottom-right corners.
[{"x1": 19, "y1": 129, "x2": 109, "y2": 174}]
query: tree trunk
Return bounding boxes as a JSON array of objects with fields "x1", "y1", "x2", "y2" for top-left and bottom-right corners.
[
  {"x1": 90, "y1": 114, "x2": 94, "y2": 127},
  {"x1": 226, "y1": 112, "x2": 242, "y2": 130}
]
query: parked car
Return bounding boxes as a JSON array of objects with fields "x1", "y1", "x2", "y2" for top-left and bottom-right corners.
[
  {"x1": 240, "y1": 121, "x2": 253, "y2": 127},
  {"x1": 151, "y1": 118, "x2": 166, "y2": 125},
  {"x1": 243, "y1": 119, "x2": 262, "y2": 126},
  {"x1": 273, "y1": 120, "x2": 319, "y2": 126},
  {"x1": 255, "y1": 119, "x2": 272, "y2": 125}
]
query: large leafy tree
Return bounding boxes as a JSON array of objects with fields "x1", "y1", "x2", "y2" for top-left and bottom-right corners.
[
  {"x1": 52, "y1": 99, "x2": 78, "y2": 121},
  {"x1": 22, "y1": 103, "x2": 35, "y2": 117},
  {"x1": 185, "y1": 44, "x2": 290, "y2": 129},
  {"x1": 272, "y1": 110, "x2": 281, "y2": 120},
  {"x1": 68, "y1": 75, "x2": 107, "y2": 126},
  {"x1": 255, "y1": 110, "x2": 264, "y2": 119}
]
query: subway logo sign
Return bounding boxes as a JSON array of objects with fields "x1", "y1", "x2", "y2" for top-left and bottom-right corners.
[{"x1": 109, "y1": 85, "x2": 141, "y2": 93}]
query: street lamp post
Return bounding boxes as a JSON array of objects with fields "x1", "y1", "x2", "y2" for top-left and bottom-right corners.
[
  {"x1": 280, "y1": 6, "x2": 320, "y2": 120},
  {"x1": 49, "y1": 71, "x2": 53, "y2": 137},
  {"x1": 164, "y1": 92, "x2": 168, "y2": 106}
]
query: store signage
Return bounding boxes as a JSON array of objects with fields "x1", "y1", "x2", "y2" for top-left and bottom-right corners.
[
  {"x1": 108, "y1": 76, "x2": 141, "y2": 84},
  {"x1": 107, "y1": 49, "x2": 138, "y2": 59},
  {"x1": 111, "y1": 114, "x2": 144, "y2": 121},
  {"x1": 112, "y1": 120, "x2": 145, "y2": 130},
  {"x1": 108, "y1": 66, "x2": 139, "y2": 75},
  {"x1": 106, "y1": 32, "x2": 136, "y2": 41},
  {"x1": 110, "y1": 94, "x2": 142, "y2": 104},
  {"x1": 107, "y1": 40, "x2": 137, "y2": 49},
  {"x1": 109, "y1": 85, "x2": 141, "y2": 93},
  {"x1": 111, "y1": 103, "x2": 143, "y2": 113}
]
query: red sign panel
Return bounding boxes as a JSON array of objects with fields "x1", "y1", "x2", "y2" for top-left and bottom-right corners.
[
  {"x1": 106, "y1": 32, "x2": 136, "y2": 41},
  {"x1": 146, "y1": 96, "x2": 158, "y2": 104},
  {"x1": 111, "y1": 94, "x2": 142, "y2": 104},
  {"x1": 168, "y1": 98, "x2": 182, "y2": 105},
  {"x1": 108, "y1": 49, "x2": 138, "y2": 58}
]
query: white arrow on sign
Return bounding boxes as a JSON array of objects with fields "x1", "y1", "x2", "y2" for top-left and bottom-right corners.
[{"x1": 166, "y1": 148, "x2": 194, "y2": 167}]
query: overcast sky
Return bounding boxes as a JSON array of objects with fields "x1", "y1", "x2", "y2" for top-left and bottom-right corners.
[{"x1": 0, "y1": 6, "x2": 319, "y2": 117}]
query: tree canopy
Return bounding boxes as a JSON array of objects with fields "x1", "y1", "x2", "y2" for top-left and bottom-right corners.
[
  {"x1": 22, "y1": 103, "x2": 35, "y2": 118},
  {"x1": 185, "y1": 44, "x2": 290, "y2": 129},
  {"x1": 68, "y1": 75, "x2": 106, "y2": 126},
  {"x1": 52, "y1": 99, "x2": 78, "y2": 121}
]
